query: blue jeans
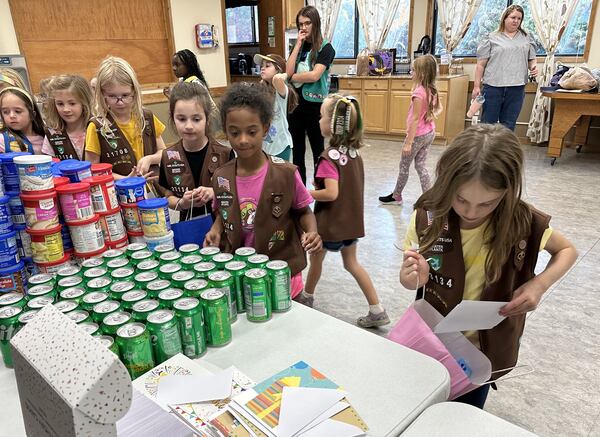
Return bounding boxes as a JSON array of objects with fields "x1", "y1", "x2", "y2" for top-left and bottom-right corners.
[
  {"x1": 454, "y1": 384, "x2": 491, "y2": 409},
  {"x1": 481, "y1": 85, "x2": 526, "y2": 131}
]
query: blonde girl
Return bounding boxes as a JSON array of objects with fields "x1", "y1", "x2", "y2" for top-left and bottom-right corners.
[
  {"x1": 303, "y1": 94, "x2": 390, "y2": 328},
  {"x1": 0, "y1": 68, "x2": 28, "y2": 92},
  {"x1": 400, "y1": 124, "x2": 577, "y2": 408},
  {"x1": 85, "y1": 56, "x2": 166, "y2": 180},
  {"x1": 42, "y1": 75, "x2": 93, "y2": 160},
  {"x1": 380, "y1": 54, "x2": 441, "y2": 205},
  {"x1": 0, "y1": 87, "x2": 46, "y2": 154}
]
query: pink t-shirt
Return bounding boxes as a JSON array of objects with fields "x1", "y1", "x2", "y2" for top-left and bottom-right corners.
[
  {"x1": 407, "y1": 85, "x2": 436, "y2": 136},
  {"x1": 42, "y1": 129, "x2": 86, "y2": 159},
  {"x1": 315, "y1": 159, "x2": 339, "y2": 181},
  {"x1": 0, "y1": 133, "x2": 46, "y2": 154}
]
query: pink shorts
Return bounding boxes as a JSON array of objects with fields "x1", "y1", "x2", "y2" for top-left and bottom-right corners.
[{"x1": 291, "y1": 273, "x2": 304, "y2": 298}]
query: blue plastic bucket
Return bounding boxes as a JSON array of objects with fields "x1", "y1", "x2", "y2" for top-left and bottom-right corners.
[
  {"x1": 0, "y1": 260, "x2": 27, "y2": 293},
  {"x1": 51, "y1": 162, "x2": 62, "y2": 176},
  {"x1": 0, "y1": 195, "x2": 13, "y2": 235},
  {"x1": 57, "y1": 159, "x2": 92, "y2": 183},
  {"x1": 138, "y1": 198, "x2": 171, "y2": 238},
  {"x1": 0, "y1": 152, "x2": 31, "y2": 192},
  {"x1": 21, "y1": 257, "x2": 38, "y2": 279},
  {"x1": 144, "y1": 230, "x2": 175, "y2": 252},
  {"x1": 115, "y1": 177, "x2": 146, "y2": 204},
  {"x1": 6, "y1": 192, "x2": 25, "y2": 226},
  {"x1": 0, "y1": 229, "x2": 20, "y2": 268}
]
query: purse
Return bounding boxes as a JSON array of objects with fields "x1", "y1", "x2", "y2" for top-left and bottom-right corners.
[
  {"x1": 558, "y1": 65, "x2": 598, "y2": 91},
  {"x1": 171, "y1": 194, "x2": 214, "y2": 249}
]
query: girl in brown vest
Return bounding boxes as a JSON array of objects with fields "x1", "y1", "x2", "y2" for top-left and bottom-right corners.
[
  {"x1": 400, "y1": 124, "x2": 577, "y2": 408},
  {"x1": 85, "y1": 56, "x2": 166, "y2": 180},
  {"x1": 159, "y1": 81, "x2": 232, "y2": 220},
  {"x1": 42, "y1": 75, "x2": 93, "y2": 160},
  {"x1": 302, "y1": 94, "x2": 390, "y2": 328},
  {"x1": 204, "y1": 83, "x2": 321, "y2": 298}
]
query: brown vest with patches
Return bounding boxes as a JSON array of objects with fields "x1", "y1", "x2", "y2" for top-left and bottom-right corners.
[
  {"x1": 87, "y1": 108, "x2": 157, "y2": 176},
  {"x1": 212, "y1": 155, "x2": 307, "y2": 275},
  {"x1": 161, "y1": 138, "x2": 231, "y2": 196},
  {"x1": 44, "y1": 128, "x2": 81, "y2": 160},
  {"x1": 314, "y1": 146, "x2": 365, "y2": 241},
  {"x1": 415, "y1": 206, "x2": 550, "y2": 377}
]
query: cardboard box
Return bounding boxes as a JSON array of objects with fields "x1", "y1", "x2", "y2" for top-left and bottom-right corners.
[{"x1": 10, "y1": 305, "x2": 132, "y2": 437}]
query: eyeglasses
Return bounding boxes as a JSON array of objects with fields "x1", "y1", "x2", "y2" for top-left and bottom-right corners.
[
  {"x1": 104, "y1": 94, "x2": 134, "y2": 104},
  {"x1": 298, "y1": 20, "x2": 312, "y2": 29}
]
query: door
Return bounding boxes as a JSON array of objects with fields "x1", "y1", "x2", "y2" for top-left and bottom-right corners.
[
  {"x1": 363, "y1": 91, "x2": 388, "y2": 133},
  {"x1": 389, "y1": 91, "x2": 412, "y2": 134}
]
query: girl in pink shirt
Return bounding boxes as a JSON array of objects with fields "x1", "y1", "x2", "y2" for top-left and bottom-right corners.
[{"x1": 379, "y1": 54, "x2": 442, "y2": 205}]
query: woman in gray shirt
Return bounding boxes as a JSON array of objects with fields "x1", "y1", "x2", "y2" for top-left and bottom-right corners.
[{"x1": 473, "y1": 4, "x2": 538, "y2": 131}]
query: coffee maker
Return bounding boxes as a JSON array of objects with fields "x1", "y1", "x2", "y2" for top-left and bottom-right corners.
[{"x1": 237, "y1": 53, "x2": 253, "y2": 75}]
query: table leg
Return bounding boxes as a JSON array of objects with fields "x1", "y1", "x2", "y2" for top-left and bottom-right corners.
[
  {"x1": 573, "y1": 115, "x2": 591, "y2": 153},
  {"x1": 547, "y1": 102, "x2": 581, "y2": 159}
]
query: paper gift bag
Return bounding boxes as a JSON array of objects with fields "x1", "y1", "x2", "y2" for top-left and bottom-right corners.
[
  {"x1": 172, "y1": 203, "x2": 213, "y2": 250},
  {"x1": 387, "y1": 299, "x2": 491, "y2": 399}
]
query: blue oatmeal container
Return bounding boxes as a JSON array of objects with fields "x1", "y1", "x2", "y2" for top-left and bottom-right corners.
[
  {"x1": 137, "y1": 198, "x2": 171, "y2": 238},
  {"x1": 0, "y1": 195, "x2": 13, "y2": 235},
  {"x1": 0, "y1": 261, "x2": 27, "y2": 293},
  {"x1": 115, "y1": 177, "x2": 146, "y2": 204},
  {"x1": 0, "y1": 152, "x2": 31, "y2": 193},
  {"x1": 0, "y1": 230, "x2": 20, "y2": 269},
  {"x1": 57, "y1": 159, "x2": 93, "y2": 183},
  {"x1": 6, "y1": 192, "x2": 25, "y2": 226}
]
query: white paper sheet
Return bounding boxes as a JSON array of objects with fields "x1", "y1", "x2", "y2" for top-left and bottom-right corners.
[
  {"x1": 433, "y1": 300, "x2": 506, "y2": 334},
  {"x1": 299, "y1": 418, "x2": 365, "y2": 437},
  {"x1": 157, "y1": 366, "x2": 234, "y2": 406}
]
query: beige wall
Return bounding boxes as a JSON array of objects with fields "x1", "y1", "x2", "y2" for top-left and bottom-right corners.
[{"x1": 0, "y1": 0, "x2": 19, "y2": 54}]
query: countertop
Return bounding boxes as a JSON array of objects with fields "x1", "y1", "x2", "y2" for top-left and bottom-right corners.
[{"x1": 334, "y1": 73, "x2": 468, "y2": 80}]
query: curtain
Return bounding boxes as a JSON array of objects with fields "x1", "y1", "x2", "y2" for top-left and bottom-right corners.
[
  {"x1": 527, "y1": 0, "x2": 579, "y2": 143},
  {"x1": 438, "y1": 0, "x2": 482, "y2": 54},
  {"x1": 307, "y1": 0, "x2": 344, "y2": 42},
  {"x1": 356, "y1": 0, "x2": 405, "y2": 51}
]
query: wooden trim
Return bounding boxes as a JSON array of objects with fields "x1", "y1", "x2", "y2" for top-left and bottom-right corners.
[
  {"x1": 425, "y1": 0, "x2": 434, "y2": 37},
  {"x1": 407, "y1": 0, "x2": 414, "y2": 57},
  {"x1": 162, "y1": 0, "x2": 176, "y2": 60},
  {"x1": 221, "y1": 0, "x2": 231, "y2": 85},
  {"x1": 583, "y1": 0, "x2": 598, "y2": 61}
]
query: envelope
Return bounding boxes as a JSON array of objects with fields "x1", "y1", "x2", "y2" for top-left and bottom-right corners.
[
  {"x1": 157, "y1": 367, "x2": 234, "y2": 406},
  {"x1": 433, "y1": 300, "x2": 506, "y2": 334}
]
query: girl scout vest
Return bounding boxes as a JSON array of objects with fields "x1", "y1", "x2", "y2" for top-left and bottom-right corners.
[
  {"x1": 161, "y1": 138, "x2": 231, "y2": 195},
  {"x1": 415, "y1": 207, "x2": 550, "y2": 378},
  {"x1": 88, "y1": 109, "x2": 157, "y2": 175},
  {"x1": 294, "y1": 40, "x2": 331, "y2": 103},
  {"x1": 212, "y1": 155, "x2": 307, "y2": 276},
  {"x1": 1, "y1": 129, "x2": 33, "y2": 154},
  {"x1": 44, "y1": 128, "x2": 80, "y2": 160},
  {"x1": 314, "y1": 146, "x2": 365, "y2": 241}
]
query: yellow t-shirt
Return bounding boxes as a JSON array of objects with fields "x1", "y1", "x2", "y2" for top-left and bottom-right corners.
[{"x1": 85, "y1": 114, "x2": 165, "y2": 162}]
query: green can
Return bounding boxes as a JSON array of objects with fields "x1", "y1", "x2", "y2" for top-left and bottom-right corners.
[
  {"x1": 0, "y1": 306, "x2": 22, "y2": 368},
  {"x1": 158, "y1": 263, "x2": 182, "y2": 281},
  {"x1": 179, "y1": 243, "x2": 200, "y2": 257},
  {"x1": 98, "y1": 334, "x2": 120, "y2": 355},
  {"x1": 121, "y1": 290, "x2": 148, "y2": 311},
  {"x1": 225, "y1": 261, "x2": 247, "y2": 313},
  {"x1": 171, "y1": 270, "x2": 195, "y2": 290},
  {"x1": 183, "y1": 278, "x2": 209, "y2": 299},
  {"x1": 80, "y1": 257, "x2": 104, "y2": 271},
  {"x1": 193, "y1": 262, "x2": 217, "y2": 280},
  {"x1": 60, "y1": 287, "x2": 86, "y2": 304},
  {"x1": 200, "y1": 289, "x2": 232, "y2": 346},
  {"x1": 79, "y1": 321, "x2": 100, "y2": 336},
  {"x1": 81, "y1": 292, "x2": 109, "y2": 312},
  {"x1": 102, "y1": 248, "x2": 126, "y2": 264},
  {"x1": 17, "y1": 309, "x2": 38, "y2": 326},
  {"x1": 266, "y1": 260, "x2": 292, "y2": 312},
  {"x1": 92, "y1": 300, "x2": 121, "y2": 324},
  {"x1": 56, "y1": 265, "x2": 82, "y2": 280},
  {"x1": 57, "y1": 275, "x2": 84, "y2": 292},
  {"x1": 83, "y1": 267, "x2": 108, "y2": 285},
  {"x1": 180, "y1": 254, "x2": 203, "y2": 271},
  {"x1": 130, "y1": 249, "x2": 154, "y2": 266},
  {"x1": 199, "y1": 246, "x2": 220, "y2": 261},
  {"x1": 53, "y1": 300, "x2": 79, "y2": 314},
  {"x1": 126, "y1": 242, "x2": 147, "y2": 257},
  {"x1": 110, "y1": 281, "x2": 136, "y2": 301},
  {"x1": 110, "y1": 267, "x2": 136, "y2": 283},
  {"x1": 102, "y1": 311, "x2": 132, "y2": 336},
  {"x1": 146, "y1": 279, "x2": 171, "y2": 299},
  {"x1": 234, "y1": 247, "x2": 256, "y2": 262},
  {"x1": 154, "y1": 244, "x2": 175, "y2": 256},
  {"x1": 247, "y1": 254, "x2": 269, "y2": 269},
  {"x1": 0, "y1": 292, "x2": 26, "y2": 309},
  {"x1": 146, "y1": 309, "x2": 183, "y2": 364},
  {"x1": 136, "y1": 259, "x2": 160, "y2": 273},
  {"x1": 134, "y1": 271, "x2": 159, "y2": 290},
  {"x1": 212, "y1": 253, "x2": 234, "y2": 270},
  {"x1": 116, "y1": 322, "x2": 155, "y2": 379},
  {"x1": 67, "y1": 309, "x2": 90, "y2": 324},
  {"x1": 106, "y1": 257, "x2": 131, "y2": 270},
  {"x1": 159, "y1": 251, "x2": 182, "y2": 265},
  {"x1": 26, "y1": 284, "x2": 57, "y2": 301},
  {"x1": 27, "y1": 273, "x2": 55, "y2": 288},
  {"x1": 158, "y1": 288, "x2": 184, "y2": 309},
  {"x1": 243, "y1": 268, "x2": 271, "y2": 322},
  {"x1": 208, "y1": 271, "x2": 237, "y2": 322},
  {"x1": 26, "y1": 296, "x2": 55, "y2": 310},
  {"x1": 131, "y1": 299, "x2": 160, "y2": 322},
  {"x1": 174, "y1": 297, "x2": 206, "y2": 358},
  {"x1": 86, "y1": 276, "x2": 113, "y2": 294}
]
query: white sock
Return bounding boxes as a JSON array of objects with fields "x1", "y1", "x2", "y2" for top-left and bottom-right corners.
[
  {"x1": 302, "y1": 291, "x2": 313, "y2": 299},
  {"x1": 369, "y1": 303, "x2": 384, "y2": 314}
]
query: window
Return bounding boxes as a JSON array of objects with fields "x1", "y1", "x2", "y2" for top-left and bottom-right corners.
[
  {"x1": 433, "y1": 0, "x2": 593, "y2": 57},
  {"x1": 226, "y1": 6, "x2": 259, "y2": 44},
  {"x1": 331, "y1": 0, "x2": 412, "y2": 59}
]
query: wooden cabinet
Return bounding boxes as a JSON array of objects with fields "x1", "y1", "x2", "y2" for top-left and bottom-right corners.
[
  {"x1": 388, "y1": 91, "x2": 412, "y2": 134},
  {"x1": 435, "y1": 92, "x2": 448, "y2": 137},
  {"x1": 285, "y1": 0, "x2": 305, "y2": 29},
  {"x1": 363, "y1": 91, "x2": 388, "y2": 133}
]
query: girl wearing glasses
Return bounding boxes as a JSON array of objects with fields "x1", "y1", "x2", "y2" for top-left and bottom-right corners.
[{"x1": 85, "y1": 56, "x2": 166, "y2": 180}]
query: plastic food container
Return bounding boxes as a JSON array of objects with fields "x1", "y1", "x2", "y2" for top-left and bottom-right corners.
[
  {"x1": 53, "y1": 176, "x2": 70, "y2": 188},
  {"x1": 13, "y1": 154, "x2": 54, "y2": 192},
  {"x1": 67, "y1": 214, "x2": 106, "y2": 255},
  {"x1": 138, "y1": 198, "x2": 171, "y2": 238},
  {"x1": 106, "y1": 235, "x2": 129, "y2": 250},
  {"x1": 20, "y1": 189, "x2": 59, "y2": 230},
  {"x1": 14, "y1": 223, "x2": 32, "y2": 259},
  {"x1": 35, "y1": 252, "x2": 71, "y2": 275},
  {"x1": 127, "y1": 231, "x2": 145, "y2": 244},
  {"x1": 98, "y1": 208, "x2": 127, "y2": 243},
  {"x1": 0, "y1": 195, "x2": 12, "y2": 235},
  {"x1": 121, "y1": 203, "x2": 142, "y2": 232},
  {"x1": 115, "y1": 177, "x2": 146, "y2": 204},
  {"x1": 0, "y1": 260, "x2": 27, "y2": 293},
  {"x1": 0, "y1": 229, "x2": 19, "y2": 268},
  {"x1": 58, "y1": 217, "x2": 74, "y2": 252},
  {"x1": 74, "y1": 246, "x2": 106, "y2": 264},
  {"x1": 0, "y1": 152, "x2": 31, "y2": 192},
  {"x1": 0, "y1": 165, "x2": 4, "y2": 197},
  {"x1": 57, "y1": 159, "x2": 93, "y2": 183},
  {"x1": 6, "y1": 192, "x2": 25, "y2": 225},
  {"x1": 91, "y1": 163, "x2": 113, "y2": 176},
  {"x1": 144, "y1": 230, "x2": 175, "y2": 252},
  {"x1": 56, "y1": 182, "x2": 94, "y2": 223},
  {"x1": 83, "y1": 174, "x2": 119, "y2": 213},
  {"x1": 26, "y1": 225, "x2": 64, "y2": 264}
]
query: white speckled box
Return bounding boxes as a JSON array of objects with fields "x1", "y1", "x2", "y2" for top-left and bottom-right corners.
[{"x1": 10, "y1": 304, "x2": 132, "y2": 437}]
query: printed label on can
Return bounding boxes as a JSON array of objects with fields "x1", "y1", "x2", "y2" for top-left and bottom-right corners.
[
  {"x1": 24, "y1": 199, "x2": 59, "y2": 230},
  {"x1": 70, "y1": 221, "x2": 104, "y2": 254},
  {"x1": 30, "y1": 230, "x2": 63, "y2": 263},
  {"x1": 60, "y1": 191, "x2": 94, "y2": 222},
  {"x1": 122, "y1": 207, "x2": 142, "y2": 232},
  {"x1": 101, "y1": 212, "x2": 127, "y2": 242},
  {"x1": 17, "y1": 161, "x2": 53, "y2": 192}
]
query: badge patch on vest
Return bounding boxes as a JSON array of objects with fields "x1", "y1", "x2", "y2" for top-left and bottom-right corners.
[
  {"x1": 268, "y1": 230, "x2": 285, "y2": 250},
  {"x1": 270, "y1": 156, "x2": 285, "y2": 164},
  {"x1": 221, "y1": 209, "x2": 228, "y2": 221},
  {"x1": 217, "y1": 177, "x2": 230, "y2": 191},
  {"x1": 109, "y1": 139, "x2": 118, "y2": 150},
  {"x1": 429, "y1": 255, "x2": 442, "y2": 272},
  {"x1": 174, "y1": 175, "x2": 181, "y2": 186},
  {"x1": 57, "y1": 146, "x2": 64, "y2": 154},
  {"x1": 167, "y1": 150, "x2": 181, "y2": 160},
  {"x1": 217, "y1": 191, "x2": 233, "y2": 208}
]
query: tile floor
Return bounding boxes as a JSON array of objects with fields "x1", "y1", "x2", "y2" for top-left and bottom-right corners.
[{"x1": 302, "y1": 137, "x2": 600, "y2": 437}]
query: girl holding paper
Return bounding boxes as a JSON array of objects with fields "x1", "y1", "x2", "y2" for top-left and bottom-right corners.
[{"x1": 399, "y1": 124, "x2": 577, "y2": 408}]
